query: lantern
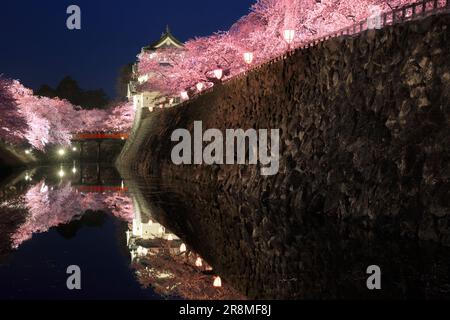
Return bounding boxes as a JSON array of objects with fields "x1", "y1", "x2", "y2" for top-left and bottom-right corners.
[
  {"x1": 180, "y1": 91, "x2": 189, "y2": 100},
  {"x1": 196, "y1": 82, "x2": 204, "y2": 92},
  {"x1": 195, "y1": 257, "x2": 203, "y2": 267},
  {"x1": 243, "y1": 52, "x2": 254, "y2": 65},
  {"x1": 213, "y1": 69, "x2": 223, "y2": 80},
  {"x1": 213, "y1": 276, "x2": 222, "y2": 287},
  {"x1": 283, "y1": 29, "x2": 295, "y2": 45},
  {"x1": 180, "y1": 243, "x2": 187, "y2": 253}
]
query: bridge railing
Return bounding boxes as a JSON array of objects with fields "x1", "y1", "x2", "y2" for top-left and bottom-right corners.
[{"x1": 141, "y1": 0, "x2": 449, "y2": 117}]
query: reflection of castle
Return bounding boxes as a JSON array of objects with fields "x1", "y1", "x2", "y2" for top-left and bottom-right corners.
[{"x1": 126, "y1": 196, "x2": 180, "y2": 262}]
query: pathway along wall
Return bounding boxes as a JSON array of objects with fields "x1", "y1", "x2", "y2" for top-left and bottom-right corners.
[{"x1": 118, "y1": 13, "x2": 450, "y2": 247}]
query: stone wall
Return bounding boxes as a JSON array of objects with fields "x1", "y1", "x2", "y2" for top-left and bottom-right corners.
[{"x1": 117, "y1": 14, "x2": 450, "y2": 298}]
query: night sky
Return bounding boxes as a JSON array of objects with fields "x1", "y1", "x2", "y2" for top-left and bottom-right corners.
[{"x1": 0, "y1": 0, "x2": 254, "y2": 98}]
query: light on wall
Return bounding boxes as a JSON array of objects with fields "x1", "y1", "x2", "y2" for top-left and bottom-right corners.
[
  {"x1": 213, "y1": 276, "x2": 222, "y2": 287},
  {"x1": 196, "y1": 82, "x2": 204, "y2": 92},
  {"x1": 283, "y1": 29, "x2": 295, "y2": 46},
  {"x1": 243, "y1": 52, "x2": 254, "y2": 65},
  {"x1": 213, "y1": 69, "x2": 223, "y2": 80},
  {"x1": 180, "y1": 91, "x2": 189, "y2": 100}
]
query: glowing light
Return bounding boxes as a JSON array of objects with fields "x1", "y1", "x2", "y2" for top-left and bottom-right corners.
[
  {"x1": 25, "y1": 149, "x2": 31, "y2": 154},
  {"x1": 72, "y1": 167, "x2": 77, "y2": 174},
  {"x1": 243, "y1": 52, "x2": 254, "y2": 65},
  {"x1": 40, "y1": 183, "x2": 48, "y2": 193},
  {"x1": 213, "y1": 69, "x2": 223, "y2": 80},
  {"x1": 180, "y1": 91, "x2": 189, "y2": 100},
  {"x1": 169, "y1": 98, "x2": 174, "y2": 105},
  {"x1": 167, "y1": 234, "x2": 173, "y2": 241},
  {"x1": 179, "y1": 243, "x2": 187, "y2": 253},
  {"x1": 58, "y1": 169, "x2": 65, "y2": 178},
  {"x1": 213, "y1": 276, "x2": 222, "y2": 287},
  {"x1": 283, "y1": 29, "x2": 295, "y2": 45},
  {"x1": 196, "y1": 82, "x2": 204, "y2": 92},
  {"x1": 195, "y1": 257, "x2": 203, "y2": 267},
  {"x1": 72, "y1": 147, "x2": 77, "y2": 152},
  {"x1": 58, "y1": 149, "x2": 65, "y2": 156}
]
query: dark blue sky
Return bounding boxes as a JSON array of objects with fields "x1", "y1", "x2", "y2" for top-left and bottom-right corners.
[{"x1": 0, "y1": 0, "x2": 254, "y2": 98}]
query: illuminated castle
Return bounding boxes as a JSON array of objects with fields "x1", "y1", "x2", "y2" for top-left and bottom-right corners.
[{"x1": 127, "y1": 26, "x2": 184, "y2": 112}]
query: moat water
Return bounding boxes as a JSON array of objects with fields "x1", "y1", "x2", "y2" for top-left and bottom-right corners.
[
  {"x1": 0, "y1": 163, "x2": 449, "y2": 299},
  {"x1": 0, "y1": 164, "x2": 241, "y2": 300}
]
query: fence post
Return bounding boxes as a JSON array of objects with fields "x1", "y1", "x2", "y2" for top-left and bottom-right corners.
[{"x1": 412, "y1": 4, "x2": 416, "y2": 17}]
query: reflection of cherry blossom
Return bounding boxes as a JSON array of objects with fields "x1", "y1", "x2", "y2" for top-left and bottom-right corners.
[
  {"x1": 132, "y1": 247, "x2": 245, "y2": 300},
  {"x1": 11, "y1": 180, "x2": 134, "y2": 249}
]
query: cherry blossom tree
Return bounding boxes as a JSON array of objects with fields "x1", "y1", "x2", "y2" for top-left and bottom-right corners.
[
  {"x1": 104, "y1": 101, "x2": 134, "y2": 132},
  {"x1": 18, "y1": 95, "x2": 78, "y2": 148},
  {"x1": 0, "y1": 77, "x2": 28, "y2": 144},
  {"x1": 136, "y1": 0, "x2": 418, "y2": 97},
  {"x1": 1, "y1": 76, "x2": 134, "y2": 150}
]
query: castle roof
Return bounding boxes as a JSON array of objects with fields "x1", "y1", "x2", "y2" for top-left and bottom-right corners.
[{"x1": 142, "y1": 26, "x2": 184, "y2": 52}]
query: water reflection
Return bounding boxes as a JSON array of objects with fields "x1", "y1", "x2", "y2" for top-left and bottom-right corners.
[
  {"x1": 117, "y1": 167, "x2": 450, "y2": 300},
  {"x1": 6, "y1": 163, "x2": 449, "y2": 299},
  {"x1": 0, "y1": 164, "x2": 242, "y2": 300}
]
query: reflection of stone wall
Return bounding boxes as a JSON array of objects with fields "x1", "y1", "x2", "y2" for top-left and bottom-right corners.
[
  {"x1": 118, "y1": 15, "x2": 450, "y2": 298},
  {"x1": 123, "y1": 174, "x2": 450, "y2": 299}
]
